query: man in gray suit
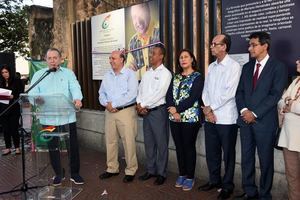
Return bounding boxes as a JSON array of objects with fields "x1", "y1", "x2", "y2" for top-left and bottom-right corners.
[
  {"x1": 136, "y1": 44, "x2": 172, "y2": 185},
  {"x1": 235, "y1": 32, "x2": 287, "y2": 199}
]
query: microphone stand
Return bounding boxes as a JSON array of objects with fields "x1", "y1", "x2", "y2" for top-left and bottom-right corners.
[{"x1": 0, "y1": 68, "x2": 56, "y2": 196}]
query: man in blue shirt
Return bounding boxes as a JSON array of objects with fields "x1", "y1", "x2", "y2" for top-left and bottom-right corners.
[
  {"x1": 99, "y1": 50, "x2": 139, "y2": 183},
  {"x1": 29, "y1": 48, "x2": 84, "y2": 186}
]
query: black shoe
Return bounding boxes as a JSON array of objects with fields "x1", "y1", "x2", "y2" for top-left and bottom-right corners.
[
  {"x1": 198, "y1": 182, "x2": 221, "y2": 191},
  {"x1": 139, "y1": 172, "x2": 156, "y2": 181},
  {"x1": 53, "y1": 176, "x2": 65, "y2": 186},
  {"x1": 234, "y1": 193, "x2": 259, "y2": 200},
  {"x1": 217, "y1": 189, "x2": 232, "y2": 199},
  {"x1": 123, "y1": 175, "x2": 135, "y2": 183},
  {"x1": 153, "y1": 175, "x2": 165, "y2": 185},
  {"x1": 99, "y1": 172, "x2": 119, "y2": 179}
]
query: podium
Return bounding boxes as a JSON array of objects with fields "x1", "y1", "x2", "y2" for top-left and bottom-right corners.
[{"x1": 20, "y1": 94, "x2": 81, "y2": 200}]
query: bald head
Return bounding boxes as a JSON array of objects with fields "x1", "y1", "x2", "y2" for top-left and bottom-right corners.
[{"x1": 109, "y1": 50, "x2": 126, "y2": 72}]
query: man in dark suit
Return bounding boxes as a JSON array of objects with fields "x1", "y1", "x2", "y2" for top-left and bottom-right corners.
[{"x1": 235, "y1": 32, "x2": 287, "y2": 199}]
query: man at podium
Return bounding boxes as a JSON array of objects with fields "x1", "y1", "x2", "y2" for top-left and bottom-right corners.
[{"x1": 28, "y1": 48, "x2": 84, "y2": 186}]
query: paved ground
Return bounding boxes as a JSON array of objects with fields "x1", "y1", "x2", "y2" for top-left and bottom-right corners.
[
  {"x1": 0, "y1": 141, "x2": 222, "y2": 200},
  {"x1": 0, "y1": 134, "x2": 285, "y2": 200}
]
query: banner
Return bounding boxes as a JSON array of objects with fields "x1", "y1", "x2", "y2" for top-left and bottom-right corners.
[
  {"x1": 91, "y1": 0, "x2": 160, "y2": 80},
  {"x1": 91, "y1": 8, "x2": 126, "y2": 80},
  {"x1": 222, "y1": 0, "x2": 300, "y2": 75},
  {"x1": 28, "y1": 59, "x2": 68, "y2": 80}
]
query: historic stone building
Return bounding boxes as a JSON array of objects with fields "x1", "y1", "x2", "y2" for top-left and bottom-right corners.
[{"x1": 28, "y1": 5, "x2": 53, "y2": 60}]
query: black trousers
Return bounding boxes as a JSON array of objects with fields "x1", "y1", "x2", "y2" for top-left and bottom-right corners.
[
  {"x1": 170, "y1": 121, "x2": 200, "y2": 179},
  {"x1": 47, "y1": 122, "x2": 80, "y2": 176},
  {"x1": 204, "y1": 122, "x2": 238, "y2": 191},
  {"x1": 1, "y1": 114, "x2": 20, "y2": 149}
]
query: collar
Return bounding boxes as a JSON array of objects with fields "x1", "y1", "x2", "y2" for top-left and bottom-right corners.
[
  {"x1": 150, "y1": 64, "x2": 164, "y2": 71},
  {"x1": 136, "y1": 21, "x2": 157, "y2": 42},
  {"x1": 255, "y1": 54, "x2": 269, "y2": 67},
  {"x1": 109, "y1": 65, "x2": 126, "y2": 75},
  {"x1": 213, "y1": 54, "x2": 230, "y2": 67}
]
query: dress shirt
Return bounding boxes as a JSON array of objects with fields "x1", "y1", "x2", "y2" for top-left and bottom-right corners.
[
  {"x1": 253, "y1": 54, "x2": 269, "y2": 78},
  {"x1": 99, "y1": 66, "x2": 138, "y2": 108},
  {"x1": 136, "y1": 64, "x2": 172, "y2": 109},
  {"x1": 28, "y1": 67, "x2": 83, "y2": 125},
  {"x1": 240, "y1": 54, "x2": 270, "y2": 115},
  {"x1": 202, "y1": 54, "x2": 241, "y2": 124}
]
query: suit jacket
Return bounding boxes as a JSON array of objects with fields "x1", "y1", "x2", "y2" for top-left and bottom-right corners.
[{"x1": 235, "y1": 56, "x2": 287, "y2": 132}]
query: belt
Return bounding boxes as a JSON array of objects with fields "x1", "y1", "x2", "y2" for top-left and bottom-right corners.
[
  {"x1": 148, "y1": 104, "x2": 166, "y2": 112},
  {"x1": 116, "y1": 103, "x2": 136, "y2": 111}
]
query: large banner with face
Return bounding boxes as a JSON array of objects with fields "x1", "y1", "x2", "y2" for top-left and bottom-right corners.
[
  {"x1": 91, "y1": 0, "x2": 160, "y2": 80},
  {"x1": 222, "y1": 0, "x2": 300, "y2": 75}
]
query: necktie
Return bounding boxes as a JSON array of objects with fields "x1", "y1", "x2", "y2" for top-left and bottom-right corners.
[{"x1": 252, "y1": 63, "x2": 261, "y2": 89}]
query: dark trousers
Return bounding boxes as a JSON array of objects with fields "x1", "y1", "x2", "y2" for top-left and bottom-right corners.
[
  {"x1": 170, "y1": 121, "x2": 200, "y2": 179},
  {"x1": 48, "y1": 122, "x2": 80, "y2": 176},
  {"x1": 143, "y1": 106, "x2": 169, "y2": 177},
  {"x1": 240, "y1": 126, "x2": 274, "y2": 199},
  {"x1": 1, "y1": 114, "x2": 20, "y2": 149},
  {"x1": 204, "y1": 122, "x2": 238, "y2": 191}
]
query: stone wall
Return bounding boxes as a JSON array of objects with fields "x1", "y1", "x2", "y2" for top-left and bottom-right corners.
[
  {"x1": 28, "y1": 6, "x2": 53, "y2": 60},
  {"x1": 76, "y1": 109, "x2": 288, "y2": 199}
]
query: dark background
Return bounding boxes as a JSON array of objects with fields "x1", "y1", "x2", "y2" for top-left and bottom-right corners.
[{"x1": 222, "y1": 0, "x2": 300, "y2": 76}]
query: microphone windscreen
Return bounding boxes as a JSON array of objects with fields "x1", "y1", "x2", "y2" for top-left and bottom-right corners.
[{"x1": 47, "y1": 68, "x2": 57, "y2": 72}]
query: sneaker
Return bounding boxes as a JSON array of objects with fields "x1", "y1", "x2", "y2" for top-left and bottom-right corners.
[
  {"x1": 2, "y1": 149, "x2": 11, "y2": 156},
  {"x1": 175, "y1": 176, "x2": 186, "y2": 188},
  {"x1": 70, "y1": 174, "x2": 84, "y2": 185},
  {"x1": 182, "y1": 178, "x2": 194, "y2": 191},
  {"x1": 53, "y1": 176, "x2": 65, "y2": 186}
]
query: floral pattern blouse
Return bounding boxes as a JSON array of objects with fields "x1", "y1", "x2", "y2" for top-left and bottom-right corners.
[{"x1": 167, "y1": 71, "x2": 202, "y2": 123}]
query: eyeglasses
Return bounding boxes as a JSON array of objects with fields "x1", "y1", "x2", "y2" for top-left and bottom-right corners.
[
  {"x1": 210, "y1": 42, "x2": 224, "y2": 48},
  {"x1": 248, "y1": 43, "x2": 260, "y2": 48}
]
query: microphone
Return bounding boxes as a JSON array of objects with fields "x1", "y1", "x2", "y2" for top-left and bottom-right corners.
[{"x1": 47, "y1": 68, "x2": 57, "y2": 73}]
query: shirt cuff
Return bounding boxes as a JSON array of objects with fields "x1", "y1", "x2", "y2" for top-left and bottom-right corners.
[
  {"x1": 240, "y1": 108, "x2": 248, "y2": 115},
  {"x1": 140, "y1": 102, "x2": 146, "y2": 108},
  {"x1": 111, "y1": 102, "x2": 116, "y2": 108}
]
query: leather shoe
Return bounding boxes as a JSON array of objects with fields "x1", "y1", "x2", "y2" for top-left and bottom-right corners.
[
  {"x1": 198, "y1": 182, "x2": 221, "y2": 191},
  {"x1": 217, "y1": 189, "x2": 232, "y2": 199},
  {"x1": 139, "y1": 172, "x2": 156, "y2": 181},
  {"x1": 153, "y1": 175, "x2": 165, "y2": 185},
  {"x1": 234, "y1": 193, "x2": 259, "y2": 200},
  {"x1": 123, "y1": 175, "x2": 135, "y2": 183},
  {"x1": 99, "y1": 172, "x2": 119, "y2": 179}
]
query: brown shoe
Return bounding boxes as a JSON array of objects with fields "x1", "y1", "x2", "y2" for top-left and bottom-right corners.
[{"x1": 15, "y1": 148, "x2": 21, "y2": 154}]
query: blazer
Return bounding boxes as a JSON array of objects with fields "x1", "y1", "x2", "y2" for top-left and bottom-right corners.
[{"x1": 235, "y1": 56, "x2": 288, "y2": 132}]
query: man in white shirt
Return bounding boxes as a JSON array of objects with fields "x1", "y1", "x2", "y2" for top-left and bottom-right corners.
[
  {"x1": 199, "y1": 34, "x2": 241, "y2": 199},
  {"x1": 136, "y1": 44, "x2": 172, "y2": 185}
]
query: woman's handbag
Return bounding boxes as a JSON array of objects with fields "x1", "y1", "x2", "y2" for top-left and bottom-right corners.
[
  {"x1": 274, "y1": 127, "x2": 283, "y2": 150},
  {"x1": 274, "y1": 109, "x2": 284, "y2": 150}
]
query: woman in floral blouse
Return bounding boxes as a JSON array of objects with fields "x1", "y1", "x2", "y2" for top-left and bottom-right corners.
[{"x1": 166, "y1": 49, "x2": 204, "y2": 191}]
